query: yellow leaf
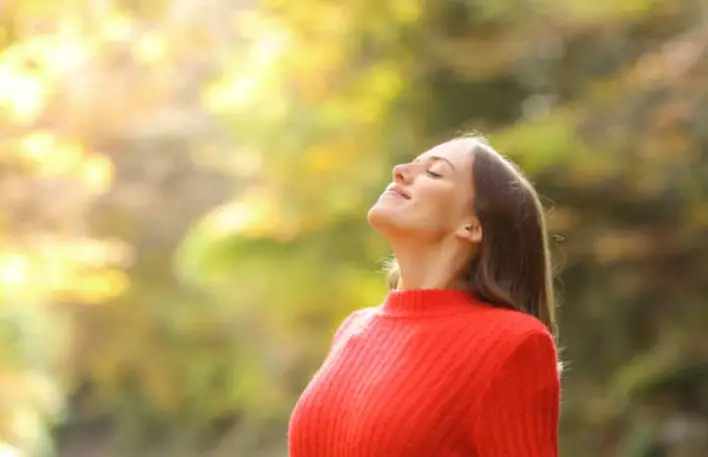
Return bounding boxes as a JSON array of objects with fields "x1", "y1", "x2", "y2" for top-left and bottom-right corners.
[
  {"x1": 80, "y1": 154, "x2": 114, "y2": 194},
  {"x1": 0, "y1": 69, "x2": 48, "y2": 125},
  {"x1": 18, "y1": 131, "x2": 56, "y2": 164},
  {"x1": 54, "y1": 269, "x2": 130, "y2": 304},
  {"x1": 131, "y1": 32, "x2": 168, "y2": 64},
  {"x1": 101, "y1": 11, "x2": 135, "y2": 44},
  {"x1": 203, "y1": 187, "x2": 280, "y2": 238}
]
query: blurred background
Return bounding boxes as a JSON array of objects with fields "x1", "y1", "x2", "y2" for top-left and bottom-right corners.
[{"x1": 0, "y1": 0, "x2": 707, "y2": 456}]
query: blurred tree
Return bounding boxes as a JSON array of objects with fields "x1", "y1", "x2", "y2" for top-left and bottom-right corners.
[
  {"x1": 0, "y1": 0, "x2": 707, "y2": 456},
  {"x1": 0, "y1": 0, "x2": 246, "y2": 455},
  {"x1": 191, "y1": 0, "x2": 708, "y2": 455}
]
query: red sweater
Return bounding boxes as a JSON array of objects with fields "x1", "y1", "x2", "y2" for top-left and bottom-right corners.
[{"x1": 288, "y1": 289, "x2": 560, "y2": 457}]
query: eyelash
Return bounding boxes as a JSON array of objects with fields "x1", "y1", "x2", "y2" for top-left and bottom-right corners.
[{"x1": 426, "y1": 170, "x2": 442, "y2": 178}]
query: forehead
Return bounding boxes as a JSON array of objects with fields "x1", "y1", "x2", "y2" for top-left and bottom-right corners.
[{"x1": 416, "y1": 138, "x2": 475, "y2": 169}]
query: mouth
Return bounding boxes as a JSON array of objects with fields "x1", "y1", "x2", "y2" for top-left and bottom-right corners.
[{"x1": 384, "y1": 185, "x2": 411, "y2": 200}]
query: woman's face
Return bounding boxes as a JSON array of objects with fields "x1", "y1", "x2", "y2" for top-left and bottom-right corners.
[{"x1": 368, "y1": 139, "x2": 479, "y2": 243}]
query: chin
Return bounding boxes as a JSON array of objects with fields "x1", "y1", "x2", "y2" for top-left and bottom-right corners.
[
  {"x1": 367, "y1": 203, "x2": 388, "y2": 230},
  {"x1": 367, "y1": 203, "x2": 408, "y2": 236}
]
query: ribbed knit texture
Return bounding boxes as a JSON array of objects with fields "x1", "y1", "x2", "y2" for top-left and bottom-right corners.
[{"x1": 288, "y1": 289, "x2": 560, "y2": 457}]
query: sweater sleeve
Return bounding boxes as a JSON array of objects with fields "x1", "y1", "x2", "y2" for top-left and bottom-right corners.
[{"x1": 470, "y1": 331, "x2": 560, "y2": 457}]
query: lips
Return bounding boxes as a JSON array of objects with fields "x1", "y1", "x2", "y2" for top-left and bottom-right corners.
[{"x1": 385, "y1": 185, "x2": 411, "y2": 200}]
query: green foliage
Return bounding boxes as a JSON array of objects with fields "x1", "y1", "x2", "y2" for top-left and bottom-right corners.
[{"x1": 0, "y1": 0, "x2": 707, "y2": 456}]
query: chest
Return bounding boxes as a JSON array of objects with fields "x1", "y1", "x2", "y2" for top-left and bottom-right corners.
[{"x1": 289, "y1": 324, "x2": 484, "y2": 457}]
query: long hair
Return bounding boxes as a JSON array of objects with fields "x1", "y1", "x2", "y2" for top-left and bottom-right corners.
[{"x1": 386, "y1": 136, "x2": 558, "y2": 338}]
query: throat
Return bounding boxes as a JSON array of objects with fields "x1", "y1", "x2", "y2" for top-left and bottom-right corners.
[{"x1": 391, "y1": 240, "x2": 471, "y2": 290}]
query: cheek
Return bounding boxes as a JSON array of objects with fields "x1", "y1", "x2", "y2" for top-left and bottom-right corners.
[{"x1": 416, "y1": 186, "x2": 463, "y2": 226}]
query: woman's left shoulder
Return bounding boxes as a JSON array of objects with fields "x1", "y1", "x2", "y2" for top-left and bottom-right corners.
[
  {"x1": 455, "y1": 305, "x2": 557, "y2": 360},
  {"x1": 485, "y1": 309, "x2": 560, "y2": 375},
  {"x1": 470, "y1": 303, "x2": 552, "y2": 338}
]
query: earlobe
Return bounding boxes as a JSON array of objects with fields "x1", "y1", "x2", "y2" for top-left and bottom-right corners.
[
  {"x1": 469, "y1": 223, "x2": 483, "y2": 244},
  {"x1": 457, "y1": 221, "x2": 483, "y2": 244}
]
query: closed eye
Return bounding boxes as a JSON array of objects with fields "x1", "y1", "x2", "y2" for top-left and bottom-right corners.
[{"x1": 426, "y1": 170, "x2": 442, "y2": 178}]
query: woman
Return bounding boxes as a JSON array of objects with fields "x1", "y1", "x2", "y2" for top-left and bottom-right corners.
[{"x1": 288, "y1": 135, "x2": 561, "y2": 457}]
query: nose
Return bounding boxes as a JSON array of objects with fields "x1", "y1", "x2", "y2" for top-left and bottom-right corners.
[{"x1": 392, "y1": 163, "x2": 412, "y2": 184}]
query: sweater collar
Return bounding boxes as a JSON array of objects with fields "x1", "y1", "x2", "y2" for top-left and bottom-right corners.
[{"x1": 379, "y1": 288, "x2": 480, "y2": 317}]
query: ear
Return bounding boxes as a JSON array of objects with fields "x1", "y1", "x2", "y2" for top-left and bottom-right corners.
[{"x1": 455, "y1": 219, "x2": 483, "y2": 245}]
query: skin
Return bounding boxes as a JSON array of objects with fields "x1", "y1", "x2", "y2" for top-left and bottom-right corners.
[{"x1": 367, "y1": 138, "x2": 483, "y2": 290}]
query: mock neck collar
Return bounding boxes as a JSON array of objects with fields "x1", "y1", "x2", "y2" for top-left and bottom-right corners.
[{"x1": 379, "y1": 288, "x2": 480, "y2": 318}]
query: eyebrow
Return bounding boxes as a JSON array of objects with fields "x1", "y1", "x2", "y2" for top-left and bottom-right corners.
[{"x1": 415, "y1": 155, "x2": 456, "y2": 171}]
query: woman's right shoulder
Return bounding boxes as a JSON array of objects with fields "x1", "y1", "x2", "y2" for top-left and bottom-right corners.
[{"x1": 332, "y1": 306, "x2": 377, "y2": 344}]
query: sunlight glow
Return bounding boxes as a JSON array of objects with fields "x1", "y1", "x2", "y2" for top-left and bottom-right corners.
[
  {"x1": 102, "y1": 11, "x2": 136, "y2": 43},
  {"x1": 202, "y1": 19, "x2": 290, "y2": 112},
  {"x1": 0, "y1": 237, "x2": 131, "y2": 304},
  {"x1": 19, "y1": 133, "x2": 83, "y2": 175},
  {"x1": 0, "y1": 254, "x2": 30, "y2": 287},
  {"x1": 0, "y1": 443, "x2": 21, "y2": 457},
  {"x1": 18, "y1": 131, "x2": 56, "y2": 163},
  {"x1": 17, "y1": 132, "x2": 114, "y2": 192},
  {"x1": 45, "y1": 40, "x2": 88, "y2": 74},
  {"x1": 0, "y1": 68, "x2": 47, "y2": 124},
  {"x1": 80, "y1": 154, "x2": 115, "y2": 194},
  {"x1": 132, "y1": 33, "x2": 168, "y2": 64},
  {"x1": 204, "y1": 186, "x2": 276, "y2": 237},
  {"x1": 0, "y1": 32, "x2": 90, "y2": 125}
]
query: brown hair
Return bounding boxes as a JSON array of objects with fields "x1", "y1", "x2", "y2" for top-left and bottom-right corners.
[{"x1": 387, "y1": 136, "x2": 558, "y2": 338}]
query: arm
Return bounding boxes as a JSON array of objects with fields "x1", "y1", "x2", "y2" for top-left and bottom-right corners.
[{"x1": 470, "y1": 331, "x2": 560, "y2": 457}]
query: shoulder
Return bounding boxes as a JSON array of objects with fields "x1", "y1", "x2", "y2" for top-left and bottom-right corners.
[
  {"x1": 480, "y1": 308, "x2": 559, "y2": 382},
  {"x1": 477, "y1": 327, "x2": 560, "y2": 404},
  {"x1": 468, "y1": 313, "x2": 561, "y2": 453},
  {"x1": 331, "y1": 306, "x2": 377, "y2": 344},
  {"x1": 472, "y1": 303, "x2": 553, "y2": 345},
  {"x1": 462, "y1": 308, "x2": 560, "y2": 401},
  {"x1": 454, "y1": 304, "x2": 558, "y2": 372}
]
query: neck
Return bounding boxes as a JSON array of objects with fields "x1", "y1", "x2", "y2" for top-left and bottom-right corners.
[{"x1": 390, "y1": 237, "x2": 469, "y2": 290}]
